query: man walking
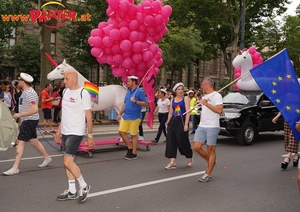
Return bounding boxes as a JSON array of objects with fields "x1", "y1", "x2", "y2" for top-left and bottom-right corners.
[
  {"x1": 117, "y1": 76, "x2": 148, "y2": 160},
  {"x1": 193, "y1": 77, "x2": 223, "y2": 182},
  {"x1": 54, "y1": 70, "x2": 94, "y2": 203},
  {"x1": 3, "y1": 73, "x2": 52, "y2": 176}
]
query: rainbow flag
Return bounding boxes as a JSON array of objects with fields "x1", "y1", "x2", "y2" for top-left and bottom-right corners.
[{"x1": 84, "y1": 81, "x2": 99, "y2": 104}]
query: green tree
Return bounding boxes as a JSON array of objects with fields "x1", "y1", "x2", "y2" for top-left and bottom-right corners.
[{"x1": 9, "y1": 34, "x2": 40, "y2": 83}]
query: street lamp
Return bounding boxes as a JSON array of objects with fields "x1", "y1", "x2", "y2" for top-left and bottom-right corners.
[{"x1": 240, "y1": 0, "x2": 246, "y2": 49}]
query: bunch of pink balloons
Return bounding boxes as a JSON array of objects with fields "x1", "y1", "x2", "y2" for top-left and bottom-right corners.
[
  {"x1": 233, "y1": 46, "x2": 264, "y2": 91},
  {"x1": 88, "y1": 0, "x2": 172, "y2": 83}
]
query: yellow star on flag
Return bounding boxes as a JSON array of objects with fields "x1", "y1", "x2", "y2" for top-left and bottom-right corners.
[
  {"x1": 278, "y1": 76, "x2": 283, "y2": 81},
  {"x1": 285, "y1": 105, "x2": 291, "y2": 110},
  {"x1": 296, "y1": 109, "x2": 300, "y2": 114},
  {"x1": 276, "y1": 99, "x2": 281, "y2": 103},
  {"x1": 272, "y1": 81, "x2": 277, "y2": 86},
  {"x1": 271, "y1": 89, "x2": 277, "y2": 94},
  {"x1": 286, "y1": 74, "x2": 291, "y2": 79}
]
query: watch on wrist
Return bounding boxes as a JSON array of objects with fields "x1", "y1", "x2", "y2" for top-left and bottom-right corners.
[{"x1": 87, "y1": 133, "x2": 93, "y2": 138}]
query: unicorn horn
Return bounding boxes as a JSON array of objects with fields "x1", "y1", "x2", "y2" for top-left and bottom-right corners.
[{"x1": 45, "y1": 52, "x2": 58, "y2": 67}]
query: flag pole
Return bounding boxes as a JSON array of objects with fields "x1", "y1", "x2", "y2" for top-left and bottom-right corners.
[{"x1": 183, "y1": 70, "x2": 251, "y2": 115}]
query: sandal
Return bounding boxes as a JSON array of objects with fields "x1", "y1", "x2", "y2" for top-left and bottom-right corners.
[
  {"x1": 281, "y1": 157, "x2": 290, "y2": 170},
  {"x1": 293, "y1": 154, "x2": 299, "y2": 167},
  {"x1": 165, "y1": 162, "x2": 176, "y2": 170},
  {"x1": 187, "y1": 158, "x2": 193, "y2": 167}
]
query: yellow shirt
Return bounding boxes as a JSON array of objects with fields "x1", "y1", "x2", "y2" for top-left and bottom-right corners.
[{"x1": 190, "y1": 97, "x2": 197, "y2": 115}]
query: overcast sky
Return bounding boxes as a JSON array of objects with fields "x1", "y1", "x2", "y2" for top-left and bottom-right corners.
[{"x1": 285, "y1": 0, "x2": 300, "y2": 16}]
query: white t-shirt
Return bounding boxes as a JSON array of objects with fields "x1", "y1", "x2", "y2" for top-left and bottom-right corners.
[
  {"x1": 61, "y1": 88, "x2": 91, "y2": 135},
  {"x1": 157, "y1": 98, "x2": 170, "y2": 113},
  {"x1": 199, "y1": 91, "x2": 223, "y2": 128}
]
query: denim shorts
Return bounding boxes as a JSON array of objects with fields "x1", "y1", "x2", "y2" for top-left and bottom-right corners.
[
  {"x1": 61, "y1": 134, "x2": 83, "y2": 157},
  {"x1": 194, "y1": 126, "x2": 220, "y2": 146}
]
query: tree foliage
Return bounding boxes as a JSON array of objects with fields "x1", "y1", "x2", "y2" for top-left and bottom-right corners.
[{"x1": 9, "y1": 34, "x2": 40, "y2": 83}]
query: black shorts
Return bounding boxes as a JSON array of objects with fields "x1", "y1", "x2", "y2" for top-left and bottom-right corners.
[
  {"x1": 61, "y1": 134, "x2": 83, "y2": 157},
  {"x1": 18, "y1": 120, "x2": 39, "y2": 142},
  {"x1": 42, "y1": 108, "x2": 52, "y2": 119}
]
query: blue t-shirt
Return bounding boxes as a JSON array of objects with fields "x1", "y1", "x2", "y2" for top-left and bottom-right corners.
[
  {"x1": 172, "y1": 98, "x2": 186, "y2": 117},
  {"x1": 123, "y1": 87, "x2": 148, "y2": 120}
]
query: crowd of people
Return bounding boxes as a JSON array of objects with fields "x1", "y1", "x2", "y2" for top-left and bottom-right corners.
[{"x1": 2, "y1": 73, "x2": 300, "y2": 202}]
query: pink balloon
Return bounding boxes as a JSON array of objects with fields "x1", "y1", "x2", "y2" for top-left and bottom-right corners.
[
  {"x1": 142, "y1": 51, "x2": 153, "y2": 62},
  {"x1": 127, "y1": 5, "x2": 137, "y2": 18},
  {"x1": 103, "y1": 25, "x2": 113, "y2": 36},
  {"x1": 104, "y1": 47, "x2": 112, "y2": 55},
  {"x1": 142, "y1": 42, "x2": 148, "y2": 51},
  {"x1": 122, "y1": 75, "x2": 128, "y2": 83},
  {"x1": 155, "y1": 24, "x2": 165, "y2": 33},
  {"x1": 106, "y1": 55, "x2": 114, "y2": 65},
  {"x1": 120, "y1": 40, "x2": 132, "y2": 51},
  {"x1": 144, "y1": 15, "x2": 154, "y2": 26},
  {"x1": 119, "y1": 0, "x2": 130, "y2": 12},
  {"x1": 92, "y1": 37, "x2": 103, "y2": 48},
  {"x1": 132, "y1": 53, "x2": 143, "y2": 64},
  {"x1": 163, "y1": 17, "x2": 170, "y2": 24},
  {"x1": 88, "y1": 36, "x2": 95, "y2": 47},
  {"x1": 91, "y1": 29, "x2": 103, "y2": 37},
  {"x1": 137, "y1": 61, "x2": 146, "y2": 71},
  {"x1": 114, "y1": 54, "x2": 124, "y2": 64},
  {"x1": 156, "y1": 58, "x2": 163, "y2": 67},
  {"x1": 234, "y1": 67, "x2": 241, "y2": 73},
  {"x1": 91, "y1": 47, "x2": 103, "y2": 58},
  {"x1": 147, "y1": 26, "x2": 156, "y2": 35},
  {"x1": 152, "y1": 1, "x2": 162, "y2": 14},
  {"x1": 132, "y1": 41, "x2": 143, "y2": 53},
  {"x1": 161, "y1": 5, "x2": 172, "y2": 18},
  {"x1": 146, "y1": 36, "x2": 154, "y2": 44},
  {"x1": 98, "y1": 22, "x2": 108, "y2": 30},
  {"x1": 154, "y1": 14, "x2": 164, "y2": 26},
  {"x1": 117, "y1": 10, "x2": 127, "y2": 19},
  {"x1": 103, "y1": 37, "x2": 113, "y2": 47},
  {"x1": 112, "y1": 68, "x2": 119, "y2": 77},
  {"x1": 153, "y1": 33, "x2": 163, "y2": 42},
  {"x1": 110, "y1": 29, "x2": 120, "y2": 41},
  {"x1": 122, "y1": 58, "x2": 133, "y2": 69},
  {"x1": 149, "y1": 43, "x2": 159, "y2": 56},
  {"x1": 118, "y1": 20, "x2": 129, "y2": 28},
  {"x1": 138, "y1": 24, "x2": 147, "y2": 32},
  {"x1": 119, "y1": 67, "x2": 126, "y2": 76},
  {"x1": 151, "y1": 67, "x2": 160, "y2": 76},
  {"x1": 107, "y1": 18, "x2": 119, "y2": 28},
  {"x1": 109, "y1": 0, "x2": 120, "y2": 10},
  {"x1": 97, "y1": 56, "x2": 106, "y2": 64},
  {"x1": 136, "y1": 70, "x2": 145, "y2": 80},
  {"x1": 142, "y1": 1, "x2": 152, "y2": 15},
  {"x1": 129, "y1": 20, "x2": 139, "y2": 31},
  {"x1": 119, "y1": 27, "x2": 130, "y2": 39},
  {"x1": 249, "y1": 46, "x2": 256, "y2": 54},
  {"x1": 138, "y1": 32, "x2": 146, "y2": 41},
  {"x1": 147, "y1": 58, "x2": 157, "y2": 68},
  {"x1": 129, "y1": 31, "x2": 139, "y2": 43},
  {"x1": 234, "y1": 72, "x2": 241, "y2": 78},
  {"x1": 111, "y1": 44, "x2": 121, "y2": 54},
  {"x1": 161, "y1": 27, "x2": 168, "y2": 36},
  {"x1": 128, "y1": 67, "x2": 136, "y2": 76},
  {"x1": 122, "y1": 51, "x2": 132, "y2": 58},
  {"x1": 106, "y1": 7, "x2": 116, "y2": 18},
  {"x1": 135, "y1": 12, "x2": 144, "y2": 24}
]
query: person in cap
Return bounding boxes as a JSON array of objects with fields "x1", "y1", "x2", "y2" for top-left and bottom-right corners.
[
  {"x1": 193, "y1": 77, "x2": 223, "y2": 183},
  {"x1": 164, "y1": 82, "x2": 193, "y2": 170},
  {"x1": 152, "y1": 88, "x2": 170, "y2": 144},
  {"x1": 117, "y1": 75, "x2": 149, "y2": 160},
  {"x1": 3, "y1": 73, "x2": 52, "y2": 176},
  {"x1": 186, "y1": 90, "x2": 197, "y2": 134}
]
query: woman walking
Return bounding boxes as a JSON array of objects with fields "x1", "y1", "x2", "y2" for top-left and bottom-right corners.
[
  {"x1": 164, "y1": 82, "x2": 193, "y2": 170},
  {"x1": 152, "y1": 88, "x2": 170, "y2": 144}
]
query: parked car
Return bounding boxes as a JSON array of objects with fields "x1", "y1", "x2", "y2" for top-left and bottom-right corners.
[{"x1": 219, "y1": 91, "x2": 284, "y2": 145}]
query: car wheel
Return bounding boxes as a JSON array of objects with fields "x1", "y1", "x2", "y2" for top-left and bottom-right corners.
[{"x1": 237, "y1": 121, "x2": 257, "y2": 145}]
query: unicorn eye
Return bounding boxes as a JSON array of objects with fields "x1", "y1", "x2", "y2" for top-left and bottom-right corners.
[{"x1": 243, "y1": 56, "x2": 246, "y2": 59}]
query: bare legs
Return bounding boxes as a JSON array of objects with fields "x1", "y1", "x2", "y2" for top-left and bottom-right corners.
[
  {"x1": 119, "y1": 131, "x2": 138, "y2": 154},
  {"x1": 193, "y1": 142, "x2": 216, "y2": 176}
]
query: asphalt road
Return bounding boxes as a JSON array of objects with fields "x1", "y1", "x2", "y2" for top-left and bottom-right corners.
[{"x1": 0, "y1": 128, "x2": 299, "y2": 212}]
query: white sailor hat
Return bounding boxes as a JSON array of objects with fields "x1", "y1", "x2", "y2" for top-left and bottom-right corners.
[
  {"x1": 186, "y1": 90, "x2": 194, "y2": 95},
  {"x1": 172, "y1": 82, "x2": 184, "y2": 92},
  {"x1": 160, "y1": 88, "x2": 167, "y2": 94},
  {"x1": 128, "y1": 75, "x2": 139, "y2": 80},
  {"x1": 18, "y1": 73, "x2": 34, "y2": 83}
]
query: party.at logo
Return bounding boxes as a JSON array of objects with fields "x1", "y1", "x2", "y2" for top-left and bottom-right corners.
[{"x1": 1, "y1": 1, "x2": 91, "y2": 29}]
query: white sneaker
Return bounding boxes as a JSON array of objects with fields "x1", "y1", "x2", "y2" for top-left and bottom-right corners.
[
  {"x1": 38, "y1": 158, "x2": 52, "y2": 168},
  {"x1": 3, "y1": 168, "x2": 19, "y2": 176},
  {"x1": 138, "y1": 136, "x2": 144, "y2": 141}
]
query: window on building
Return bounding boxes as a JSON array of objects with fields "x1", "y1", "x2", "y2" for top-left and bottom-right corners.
[
  {"x1": 50, "y1": 32, "x2": 56, "y2": 55},
  {"x1": 9, "y1": 28, "x2": 16, "y2": 48}
]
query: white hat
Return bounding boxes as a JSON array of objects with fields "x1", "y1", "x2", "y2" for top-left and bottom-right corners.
[
  {"x1": 128, "y1": 75, "x2": 139, "y2": 80},
  {"x1": 160, "y1": 88, "x2": 167, "y2": 94},
  {"x1": 186, "y1": 90, "x2": 194, "y2": 95},
  {"x1": 19, "y1": 73, "x2": 33, "y2": 83},
  {"x1": 172, "y1": 82, "x2": 184, "y2": 92}
]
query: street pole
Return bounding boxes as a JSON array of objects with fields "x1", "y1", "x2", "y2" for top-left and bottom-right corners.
[{"x1": 240, "y1": 0, "x2": 246, "y2": 49}]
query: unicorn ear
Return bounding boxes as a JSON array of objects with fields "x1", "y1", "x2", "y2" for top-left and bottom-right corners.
[{"x1": 62, "y1": 59, "x2": 66, "y2": 65}]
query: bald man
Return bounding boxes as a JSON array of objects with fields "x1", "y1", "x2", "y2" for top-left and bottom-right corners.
[{"x1": 55, "y1": 70, "x2": 94, "y2": 203}]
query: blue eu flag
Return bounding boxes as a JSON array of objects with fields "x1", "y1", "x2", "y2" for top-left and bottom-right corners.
[{"x1": 250, "y1": 49, "x2": 300, "y2": 140}]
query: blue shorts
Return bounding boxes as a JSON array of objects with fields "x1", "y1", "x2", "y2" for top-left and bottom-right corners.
[
  {"x1": 194, "y1": 126, "x2": 220, "y2": 146},
  {"x1": 61, "y1": 134, "x2": 83, "y2": 157},
  {"x1": 42, "y1": 108, "x2": 52, "y2": 119}
]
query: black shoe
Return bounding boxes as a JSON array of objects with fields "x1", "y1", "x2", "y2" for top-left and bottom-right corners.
[
  {"x1": 191, "y1": 131, "x2": 195, "y2": 134},
  {"x1": 293, "y1": 155, "x2": 299, "y2": 167},
  {"x1": 125, "y1": 152, "x2": 137, "y2": 160},
  {"x1": 151, "y1": 139, "x2": 158, "y2": 145},
  {"x1": 281, "y1": 157, "x2": 290, "y2": 170},
  {"x1": 78, "y1": 185, "x2": 91, "y2": 203},
  {"x1": 125, "y1": 149, "x2": 133, "y2": 158},
  {"x1": 57, "y1": 190, "x2": 77, "y2": 201}
]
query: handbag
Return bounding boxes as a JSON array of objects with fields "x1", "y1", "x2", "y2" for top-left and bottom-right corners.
[{"x1": 52, "y1": 99, "x2": 60, "y2": 106}]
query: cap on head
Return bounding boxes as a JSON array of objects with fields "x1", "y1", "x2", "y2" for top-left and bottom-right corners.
[
  {"x1": 160, "y1": 88, "x2": 167, "y2": 94},
  {"x1": 186, "y1": 90, "x2": 194, "y2": 95},
  {"x1": 128, "y1": 75, "x2": 139, "y2": 80},
  {"x1": 172, "y1": 82, "x2": 184, "y2": 92},
  {"x1": 19, "y1": 73, "x2": 33, "y2": 83}
]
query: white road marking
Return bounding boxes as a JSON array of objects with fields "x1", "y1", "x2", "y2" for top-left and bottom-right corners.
[
  {"x1": 88, "y1": 171, "x2": 206, "y2": 198},
  {"x1": 0, "y1": 154, "x2": 63, "y2": 163}
]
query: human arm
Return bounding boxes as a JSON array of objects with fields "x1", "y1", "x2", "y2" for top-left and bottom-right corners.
[
  {"x1": 13, "y1": 101, "x2": 38, "y2": 119},
  {"x1": 296, "y1": 120, "x2": 300, "y2": 132},
  {"x1": 85, "y1": 109, "x2": 94, "y2": 148},
  {"x1": 272, "y1": 112, "x2": 281, "y2": 123},
  {"x1": 200, "y1": 93, "x2": 223, "y2": 114},
  {"x1": 117, "y1": 104, "x2": 125, "y2": 121},
  {"x1": 184, "y1": 96, "x2": 190, "y2": 131}
]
